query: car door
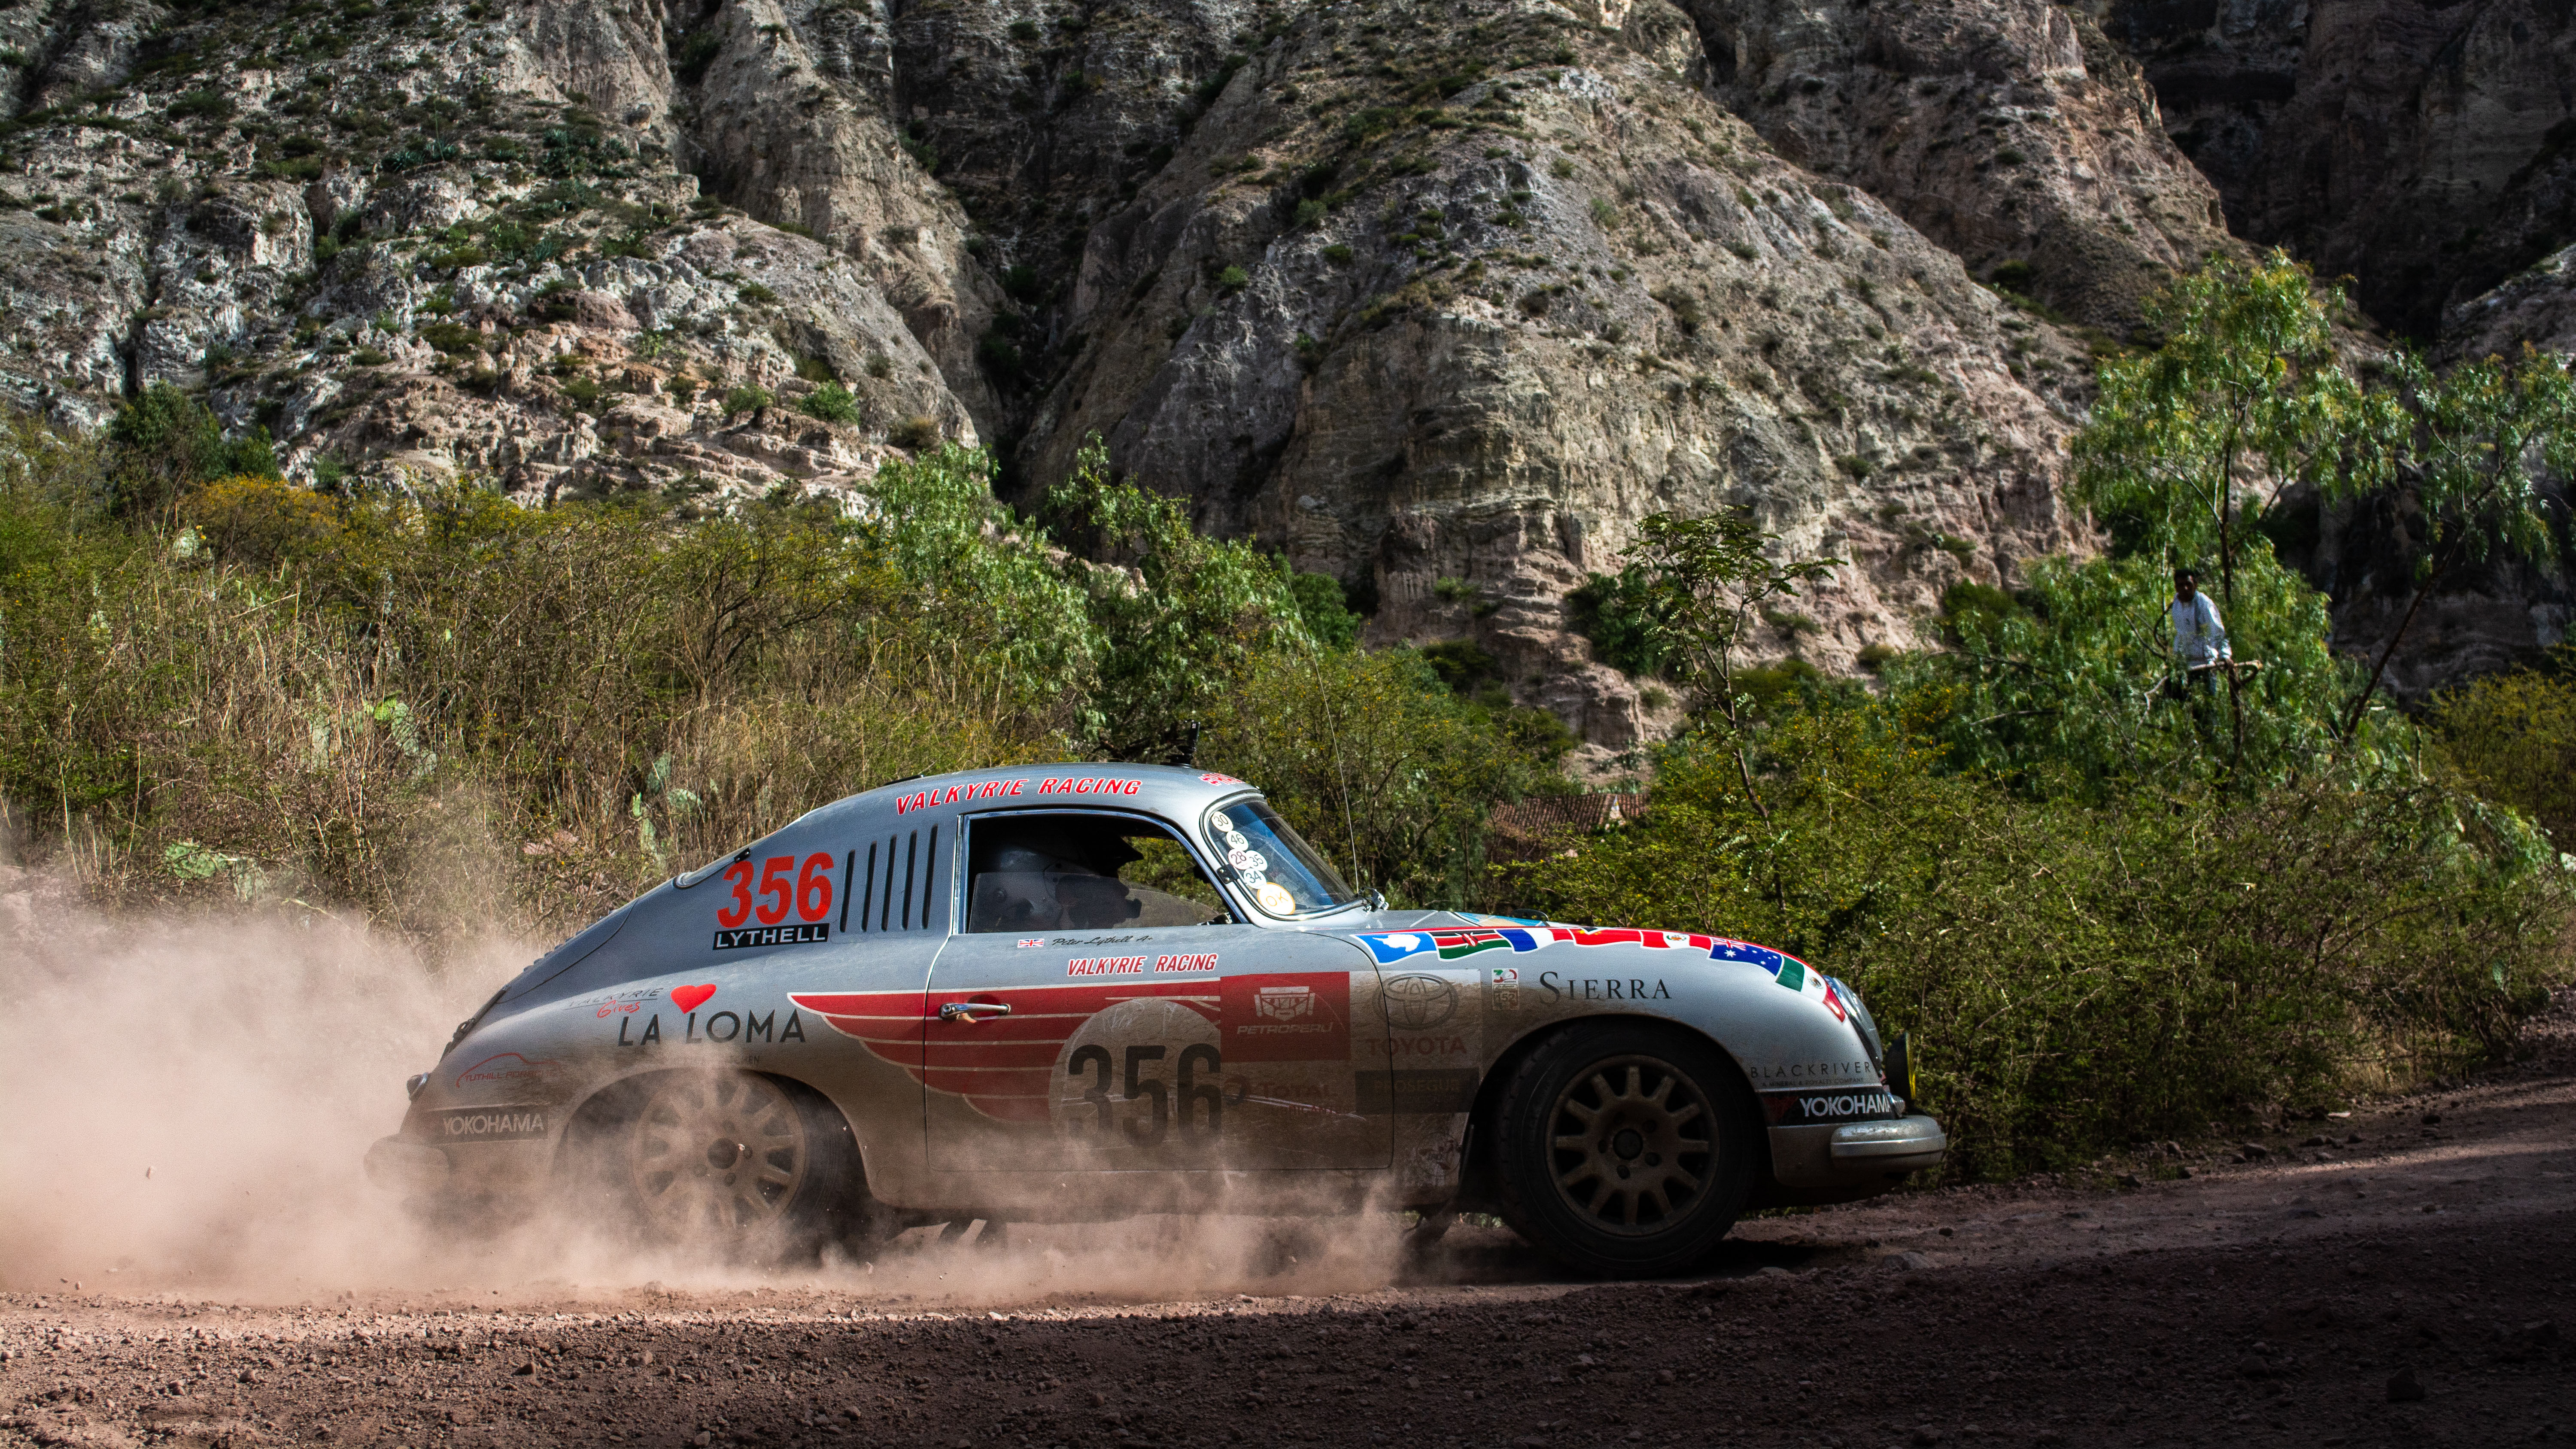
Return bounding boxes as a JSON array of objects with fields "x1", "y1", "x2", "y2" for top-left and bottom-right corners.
[
  {"x1": 922, "y1": 807, "x2": 1388, "y2": 1173},
  {"x1": 773, "y1": 820, "x2": 953, "y2": 1162}
]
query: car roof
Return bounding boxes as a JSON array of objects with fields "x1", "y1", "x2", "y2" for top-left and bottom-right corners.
[{"x1": 801, "y1": 762, "x2": 1261, "y2": 835}]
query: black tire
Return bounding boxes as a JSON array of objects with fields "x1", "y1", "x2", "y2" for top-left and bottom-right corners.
[
  {"x1": 594, "y1": 1071, "x2": 896, "y2": 1264},
  {"x1": 1492, "y1": 1021, "x2": 1758, "y2": 1278}
]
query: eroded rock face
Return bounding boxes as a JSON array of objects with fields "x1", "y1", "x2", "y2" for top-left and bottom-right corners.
[
  {"x1": 0, "y1": 0, "x2": 2124, "y2": 754},
  {"x1": 1018, "y1": 5, "x2": 2089, "y2": 749},
  {"x1": 0, "y1": 0, "x2": 979, "y2": 499},
  {"x1": 1679, "y1": 0, "x2": 2238, "y2": 332},
  {"x1": 2105, "y1": 0, "x2": 2576, "y2": 344}
]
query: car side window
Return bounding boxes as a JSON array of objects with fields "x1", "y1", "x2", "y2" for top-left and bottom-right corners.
[{"x1": 963, "y1": 813, "x2": 1236, "y2": 933}]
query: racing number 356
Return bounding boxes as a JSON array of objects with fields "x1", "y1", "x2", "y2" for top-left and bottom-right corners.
[
  {"x1": 717, "y1": 852, "x2": 836, "y2": 929},
  {"x1": 1068, "y1": 1044, "x2": 1223, "y2": 1145}
]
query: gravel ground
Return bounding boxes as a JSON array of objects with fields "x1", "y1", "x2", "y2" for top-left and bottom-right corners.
[{"x1": 6, "y1": 1001, "x2": 2570, "y2": 1449}]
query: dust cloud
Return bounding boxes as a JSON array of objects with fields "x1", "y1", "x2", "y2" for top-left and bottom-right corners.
[
  {"x1": 0, "y1": 866, "x2": 1417, "y2": 1308},
  {"x1": 0, "y1": 867, "x2": 505, "y2": 1295}
]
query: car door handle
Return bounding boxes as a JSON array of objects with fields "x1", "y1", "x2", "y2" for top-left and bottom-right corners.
[{"x1": 938, "y1": 1000, "x2": 1012, "y2": 1023}]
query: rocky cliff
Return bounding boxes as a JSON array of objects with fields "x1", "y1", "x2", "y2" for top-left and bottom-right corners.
[
  {"x1": 3, "y1": 0, "x2": 2566, "y2": 746},
  {"x1": 1677, "y1": 0, "x2": 2237, "y2": 332},
  {"x1": 2104, "y1": 0, "x2": 2576, "y2": 346}
]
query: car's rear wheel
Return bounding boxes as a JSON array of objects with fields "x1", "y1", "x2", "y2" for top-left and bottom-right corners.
[
  {"x1": 1493, "y1": 1021, "x2": 1757, "y2": 1278},
  {"x1": 614, "y1": 1070, "x2": 893, "y2": 1262}
]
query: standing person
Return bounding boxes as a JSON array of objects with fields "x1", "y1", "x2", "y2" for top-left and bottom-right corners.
[{"x1": 2168, "y1": 567, "x2": 2230, "y2": 693}]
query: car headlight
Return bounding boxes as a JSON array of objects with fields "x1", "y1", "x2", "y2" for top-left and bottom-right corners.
[{"x1": 1830, "y1": 976, "x2": 1884, "y2": 1065}]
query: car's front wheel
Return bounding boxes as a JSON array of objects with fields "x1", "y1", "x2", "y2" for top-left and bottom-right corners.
[
  {"x1": 608, "y1": 1070, "x2": 893, "y2": 1262},
  {"x1": 1492, "y1": 1022, "x2": 1758, "y2": 1278}
]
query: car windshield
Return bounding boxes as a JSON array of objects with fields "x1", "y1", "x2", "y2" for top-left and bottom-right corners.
[{"x1": 1202, "y1": 799, "x2": 1362, "y2": 916}]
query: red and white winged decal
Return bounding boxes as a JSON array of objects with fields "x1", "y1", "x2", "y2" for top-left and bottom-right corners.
[{"x1": 789, "y1": 983, "x2": 1221, "y2": 1123}]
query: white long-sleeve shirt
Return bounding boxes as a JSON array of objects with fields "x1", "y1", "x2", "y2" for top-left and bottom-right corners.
[{"x1": 2170, "y1": 590, "x2": 2230, "y2": 668}]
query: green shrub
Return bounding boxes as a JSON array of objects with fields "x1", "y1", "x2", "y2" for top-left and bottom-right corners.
[
  {"x1": 1563, "y1": 565, "x2": 1670, "y2": 676},
  {"x1": 2430, "y1": 651, "x2": 2576, "y2": 848},
  {"x1": 1288, "y1": 572, "x2": 1361, "y2": 649},
  {"x1": 417, "y1": 321, "x2": 481, "y2": 355},
  {"x1": 720, "y1": 384, "x2": 772, "y2": 418},
  {"x1": 736, "y1": 282, "x2": 780, "y2": 305},
  {"x1": 533, "y1": 282, "x2": 580, "y2": 323},
  {"x1": 1650, "y1": 285, "x2": 1703, "y2": 333},
  {"x1": 1199, "y1": 646, "x2": 1563, "y2": 907},
  {"x1": 0, "y1": 447, "x2": 1083, "y2": 935},
  {"x1": 977, "y1": 331, "x2": 1023, "y2": 381},
  {"x1": 167, "y1": 89, "x2": 234, "y2": 121},
  {"x1": 1417, "y1": 639, "x2": 1495, "y2": 693},
  {"x1": 797, "y1": 383, "x2": 862, "y2": 424},
  {"x1": 102, "y1": 384, "x2": 278, "y2": 517},
  {"x1": 672, "y1": 29, "x2": 724, "y2": 85},
  {"x1": 1503, "y1": 709, "x2": 2572, "y2": 1177},
  {"x1": 1043, "y1": 440, "x2": 1313, "y2": 759}
]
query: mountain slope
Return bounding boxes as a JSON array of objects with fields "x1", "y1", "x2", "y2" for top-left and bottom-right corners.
[{"x1": 9, "y1": 0, "x2": 2558, "y2": 738}]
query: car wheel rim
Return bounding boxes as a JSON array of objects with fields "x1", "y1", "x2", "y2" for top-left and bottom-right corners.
[
  {"x1": 629, "y1": 1073, "x2": 809, "y2": 1239},
  {"x1": 1545, "y1": 1054, "x2": 1716, "y2": 1236}
]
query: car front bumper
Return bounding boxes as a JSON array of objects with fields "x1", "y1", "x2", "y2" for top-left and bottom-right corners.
[
  {"x1": 363, "y1": 1136, "x2": 452, "y2": 1194},
  {"x1": 1762, "y1": 1112, "x2": 1946, "y2": 1204},
  {"x1": 1827, "y1": 1114, "x2": 1947, "y2": 1169}
]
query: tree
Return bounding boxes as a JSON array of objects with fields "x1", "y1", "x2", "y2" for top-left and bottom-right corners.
[
  {"x1": 1622, "y1": 508, "x2": 1837, "y2": 819},
  {"x1": 2329, "y1": 347, "x2": 2576, "y2": 744},
  {"x1": 2073, "y1": 252, "x2": 2395, "y2": 766},
  {"x1": 1908, "y1": 548, "x2": 2346, "y2": 797},
  {"x1": 860, "y1": 442, "x2": 1102, "y2": 727},
  {"x1": 105, "y1": 383, "x2": 279, "y2": 520},
  {"x1": 1045, "y1": 437, "x2": 1311, "y2": 761},
  {"x1": 1197, "y1": 646, "x2": 1559, "y2": 906}
]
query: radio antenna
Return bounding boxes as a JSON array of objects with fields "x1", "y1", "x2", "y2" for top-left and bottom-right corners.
[{"x1": 1310, "y1": 644, "x2": 1366, "y2": 897}]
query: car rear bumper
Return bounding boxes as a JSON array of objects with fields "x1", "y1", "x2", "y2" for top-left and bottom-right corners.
[{"x1": 1764, "y1": 1112, "x2": 1946, "y2": 1200}]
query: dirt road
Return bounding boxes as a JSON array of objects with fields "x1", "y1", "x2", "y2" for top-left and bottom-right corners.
[{"x1": 7, "y1": 1012, "x2": 2570, "y2": 1449}]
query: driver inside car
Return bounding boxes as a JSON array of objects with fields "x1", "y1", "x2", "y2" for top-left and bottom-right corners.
[{"x1": 968, "y1": 840, "x2": 1145, "y2": 932}]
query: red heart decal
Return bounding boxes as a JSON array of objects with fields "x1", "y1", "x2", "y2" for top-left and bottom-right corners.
[{"x1": 671, "y1": 984, "x2": 717, "y2": 1014}]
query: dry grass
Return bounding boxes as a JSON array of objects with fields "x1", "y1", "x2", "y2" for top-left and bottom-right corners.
[{"x1": 0, "y1": 434, "x2": 1065, "y2": 951}]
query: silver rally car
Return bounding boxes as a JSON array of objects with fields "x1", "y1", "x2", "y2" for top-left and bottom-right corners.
[{"x1": 369, "y1": 764, "x2": 1943, "y2": 1277}]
